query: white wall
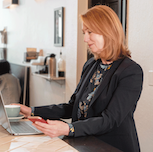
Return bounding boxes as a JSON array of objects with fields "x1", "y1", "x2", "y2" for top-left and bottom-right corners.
[
  {"x1": 127, "y1": 0, "x2": 153, "y2": 152},
  {"x1": 0, "y1": 0, "x2": 83, "y2": 106}
]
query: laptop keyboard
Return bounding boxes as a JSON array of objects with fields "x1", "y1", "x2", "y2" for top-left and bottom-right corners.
[{"x1": 10, "y1": 121, "x2": 41, "y2": 133}]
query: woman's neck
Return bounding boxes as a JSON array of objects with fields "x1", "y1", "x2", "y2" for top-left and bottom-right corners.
[{"x1": 101, "y1": 59, "x2": 113, "y2": 65}]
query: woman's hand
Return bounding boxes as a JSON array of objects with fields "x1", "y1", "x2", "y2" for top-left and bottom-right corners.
[
  {"x1": 11, "y1": 103, "x2": 31, "y2": 117},
  {"x1": 32, "y1": 120, "x2": 70, "y2": 138}
]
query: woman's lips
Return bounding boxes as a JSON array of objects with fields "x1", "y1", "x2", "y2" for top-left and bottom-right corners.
[{"x1": 88, "y1": 44, "x2": 93, "y2": 48}]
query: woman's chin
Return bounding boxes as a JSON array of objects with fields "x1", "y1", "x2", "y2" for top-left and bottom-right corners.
[
  {"x1": 90, "y1": 49, "x2": 96, "y2": 53},
  {"x1": 91, "y1": 50, "x2": 100, "y2": 55}
]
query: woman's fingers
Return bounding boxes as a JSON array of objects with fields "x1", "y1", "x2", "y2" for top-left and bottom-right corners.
[
  {"x1": 32, "y1": 122, "x2": 57, "y2": 138},
  {"x1": 32, "y1": 120, "x2": 69, "y2": 138}
]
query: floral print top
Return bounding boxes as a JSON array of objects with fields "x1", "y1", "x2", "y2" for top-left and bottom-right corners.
[{"x1": 77, "y1": 61, "x2": 112, "y2": 120}]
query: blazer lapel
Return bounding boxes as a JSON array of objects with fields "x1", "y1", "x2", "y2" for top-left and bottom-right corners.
[
  {"x1": 78, "y1": 60, "x2": 100, "y2": 96},
  {"x1": 72, "y1": 59, "x2": 100, "y2": 121},
  {"x1": 88, "y1": 58, "x2": 124, "y2": 108}
]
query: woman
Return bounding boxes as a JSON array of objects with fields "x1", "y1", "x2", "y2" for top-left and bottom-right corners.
[
  {"x1": 0, "y1": 60, "x2": 21, "y2": 105},
  {"x1": 18, "y1": 5, "x2": 143, "y2": 152}
]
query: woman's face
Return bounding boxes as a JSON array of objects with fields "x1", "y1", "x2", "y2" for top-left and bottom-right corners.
[{"x1": 82, "y1": 23, "x2": 104, "y2": 55}]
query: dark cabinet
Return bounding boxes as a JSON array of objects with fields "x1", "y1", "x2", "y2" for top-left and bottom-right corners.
[
  {"x1": 88, "y1": 0, "x2": 126, "y2": 30},
  {"x1": 88, "y1": 0, "x2": 105, "y2": 8},
  {"x1": 105, "y1": 0, "x2": 121, "y2": 20}
]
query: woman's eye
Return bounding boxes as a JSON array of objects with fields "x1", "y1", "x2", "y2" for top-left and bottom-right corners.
[{"x1": 82, "y1": 31, "x2": 92, "y2": 35}]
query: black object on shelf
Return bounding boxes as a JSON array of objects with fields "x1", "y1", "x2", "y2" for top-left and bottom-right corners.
[{"x1": 35, "y1": 65, "x2": 48, "y2": 74}]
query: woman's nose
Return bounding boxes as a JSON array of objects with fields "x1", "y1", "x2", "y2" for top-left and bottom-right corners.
[{"x1": 84, "y1": 33, "x2": 89, "y2": 43}]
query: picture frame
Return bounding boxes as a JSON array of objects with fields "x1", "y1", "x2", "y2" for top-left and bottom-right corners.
[{"x1": 54, "y1": 7, "x2": 64, "y2": 47}]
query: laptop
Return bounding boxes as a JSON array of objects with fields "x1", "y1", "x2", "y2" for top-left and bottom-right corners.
[{"x1": 0, "y1": 92, "x2": 43, "y2": 135}]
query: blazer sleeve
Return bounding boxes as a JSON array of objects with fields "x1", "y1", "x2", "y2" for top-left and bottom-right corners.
[
  {"x1": 72, "y1": 62, "x2": 143, "y2": 137},
  {"x1": 33, "y1": 58, "x2": 95, "y2": 120}
]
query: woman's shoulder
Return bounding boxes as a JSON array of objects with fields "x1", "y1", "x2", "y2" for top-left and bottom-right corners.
[
  {"x1": 117, "y1": 57, "x2": 143, "y2": 74},
  {"x1": 123, "y1": 57, "x2": 142, "y2": 70}
]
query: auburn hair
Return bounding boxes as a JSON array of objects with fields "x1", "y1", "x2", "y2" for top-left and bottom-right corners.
[{"x1": 81, "y1": 5, "x2": 131, "y2": 61}]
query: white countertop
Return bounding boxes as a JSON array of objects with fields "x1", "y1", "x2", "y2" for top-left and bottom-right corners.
[{"x1": 0, "y1": 121, "x2": 78, "y2": 152}]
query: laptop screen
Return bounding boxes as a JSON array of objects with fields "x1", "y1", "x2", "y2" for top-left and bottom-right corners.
[
  {"x1": 10, "y1": 63, "x2": 30, "y2": 106},
  {"x1": 0, "y1": 92, "x2": 12, "y2": 134},
  {"x1": 0, "y1": 92, "x2": 43, "y2": 136}
]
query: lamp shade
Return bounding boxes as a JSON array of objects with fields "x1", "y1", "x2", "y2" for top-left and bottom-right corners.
[{"x1": 3, "y1": 0, "x2": 18, "y2": 8}]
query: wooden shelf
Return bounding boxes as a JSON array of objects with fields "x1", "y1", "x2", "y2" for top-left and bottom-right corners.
[{"x1": 32, "y1": 73, "x2": 65, "y2": 85}]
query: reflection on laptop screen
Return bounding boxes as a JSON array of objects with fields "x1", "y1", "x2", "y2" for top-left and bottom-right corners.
[
  {"x1": 10, "y1": 63, "x2": 30, "y2": 106},
  {"x1": 0, "y1": 92, "x2": 12, "y2": 134}
]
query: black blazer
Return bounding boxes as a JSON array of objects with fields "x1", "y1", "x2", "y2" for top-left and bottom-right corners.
[{"x1": 34, "y1": 57, "x2": 143, "y2": 152}]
